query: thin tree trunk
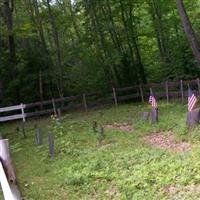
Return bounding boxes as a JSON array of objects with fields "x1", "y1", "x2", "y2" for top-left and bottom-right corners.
[
  {"x1": 176, "y1": 0, "x2": 200, "y2": 67},
  {"x1": 46, "y1": 0, "x2": 64, "y2": 98},
  {"x1": 3, "y1": 0, "x2": 16, "y2": 64},
  {"x1": 119, "y1": 0, "x2": 139, "y2": 83}
]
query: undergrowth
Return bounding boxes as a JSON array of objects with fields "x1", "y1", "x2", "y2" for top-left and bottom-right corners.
[{"x1": 1, "y1": 102, "x2": 200, "y2": 199}]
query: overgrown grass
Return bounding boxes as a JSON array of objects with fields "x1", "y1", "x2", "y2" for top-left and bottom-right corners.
[{"x1": 1, "y1": 102, "x2": 200, "y2": 199}]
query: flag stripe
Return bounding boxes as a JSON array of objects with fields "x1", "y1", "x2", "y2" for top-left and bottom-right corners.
[{"x1": 188, "y1": 90, "x2": 197, "y2": 112}]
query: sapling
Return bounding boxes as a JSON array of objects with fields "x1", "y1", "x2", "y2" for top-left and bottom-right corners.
[{"x1": 92, "y1": 121, "x2": 98, "y2": 133}]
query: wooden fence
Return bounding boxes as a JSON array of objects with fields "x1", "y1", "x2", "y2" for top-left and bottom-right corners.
[{"x1": 0, "y1": 79, "x2": 199, "y2": 122}]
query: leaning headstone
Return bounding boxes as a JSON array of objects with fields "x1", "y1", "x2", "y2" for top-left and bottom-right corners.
[
  {"x1": 35, "y1": 128, "x2": 43, "y2": 145},
  {"x1": 143, "y1": 112, "x2": 149, "y2": 121},
  {"x1": 48, "y1": 132, "x2": 55, "y2": 159},
  {"x1": 186, "y1": 108, "x2": 200, "y2": 129},
  {"x1": 151, "y1": 108, "x2": 158, "y2": 123}
]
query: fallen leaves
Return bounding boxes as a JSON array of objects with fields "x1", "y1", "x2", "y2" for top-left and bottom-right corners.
[
  {"x1": 104, "y1": 122, "x2": 133, "y2": 132},
  {"x1": 144, "y1": 132, "x2": 192, "y2": 152}
]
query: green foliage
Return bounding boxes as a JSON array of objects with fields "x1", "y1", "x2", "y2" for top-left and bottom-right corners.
[
  {"x1": 2, "y1": 102, "x2": 200, "y2": 199},
  {"x1": 1, "y1": 0, "x2": 200, "y2": 105}
]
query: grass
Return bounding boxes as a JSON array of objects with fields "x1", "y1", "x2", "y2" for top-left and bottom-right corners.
[{"x1": 1, "y1": 102, "x2": 200, "y2": 199}]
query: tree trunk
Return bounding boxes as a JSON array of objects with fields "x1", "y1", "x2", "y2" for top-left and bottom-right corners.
[
  {"x1": 148, "y1": 0, "x2": 169, "y2": 64},
  {"x1": 3, "y1": 0, "x2": 16, "y2": 64},
  {"x1": 46, "y1": 0, "x2": 64, "y2": 98},
  {"x1": 176, "y1": 0, "x2": 200, "y2": 67}
]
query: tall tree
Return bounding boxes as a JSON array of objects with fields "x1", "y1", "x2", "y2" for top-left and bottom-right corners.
[{"x1": 176, "y1": 0, "x2": 200, "y2": 67}]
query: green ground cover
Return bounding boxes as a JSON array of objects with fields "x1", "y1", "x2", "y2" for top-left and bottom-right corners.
[{"x1": 1, "y1": 102, "x2": 200, "y2": 200}]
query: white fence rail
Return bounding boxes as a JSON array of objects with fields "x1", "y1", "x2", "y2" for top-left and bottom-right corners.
[{"x1": 0, "y1": 104, "x2": 25, "y2": 122}]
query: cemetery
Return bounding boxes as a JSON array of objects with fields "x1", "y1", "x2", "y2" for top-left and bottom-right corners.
[
  {"x1": 2, "y1": 0, "x2": 200, "y2": 199},
  {"x1": 1, "y1": 98, "x2": 200, "y2": 199}
]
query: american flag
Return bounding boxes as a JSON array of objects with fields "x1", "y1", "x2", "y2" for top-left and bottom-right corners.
[
  {"x1": 149, "y1": 90, "x2": 157, "y2": 108},
  {"x1": 188, "y1": 87, "x2": 197, "y2": 112}
]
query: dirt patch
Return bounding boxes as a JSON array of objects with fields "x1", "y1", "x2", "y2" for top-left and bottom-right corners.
[
  {"x1": 144, "y1": 132, "x2": 192, "y2": 152},
  {"x1": 104, "y1": 122, "x2": 133, "y2": 132}
]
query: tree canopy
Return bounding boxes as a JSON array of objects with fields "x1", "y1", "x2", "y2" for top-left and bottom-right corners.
[{"x1": 1, "y1": 0, "x2": 200, "y2": 105}]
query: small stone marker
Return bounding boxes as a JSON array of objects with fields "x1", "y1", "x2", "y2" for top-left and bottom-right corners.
[
  {"x1": 35, "y1": 128, "x2": 43, "y2": 145},
  {"x1": 48, "y1": 132, "x2": 55, "y2": 159},
  {"x1": 187, "y1": 108, "x2": 200, "y2": 129},
  {"x1": 99, "y1": 125, "x2": 105, "y2": 137},
  {"x1": 151, "y1": 108, "x2": 158, "y2": 123},
  {"x1": 143, "y1": 112, "x2": 149, "y2": 120}
]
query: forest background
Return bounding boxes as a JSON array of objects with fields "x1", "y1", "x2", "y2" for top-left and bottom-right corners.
[{"x1": 1, "y1": 0, "x2": 200, "y2": 106}]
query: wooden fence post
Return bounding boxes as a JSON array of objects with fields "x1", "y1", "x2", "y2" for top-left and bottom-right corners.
[
  {"x1": 112, "y1": 87, "x2": 118, "y2": 105},
  {"x1": 180, "y1": 80, "x2": 184, "y2": 101},
  {"x1": 139, "y1": 85, "x2": 144, "y2": 103},
  {"x1": 165, "y1": 81, "x2": 169, "y2": 103},
  {"x1": 197, "y1": 78, "x2": 200, "y2": 95},
  {"x1": 52, "y1": 99, "x2": 57, "y2": 116},
  {"x1": 20, "y1": 103, "x2": 25, "y2": 122},
  {"x1": 82, "y1": 93, "x2": 88, "y2": 112}
]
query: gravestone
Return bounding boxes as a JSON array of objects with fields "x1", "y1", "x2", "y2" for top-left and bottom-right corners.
[
  {"x1": 186, "y1": 108, "x2": 200, "y2": 129},
  {"x1": 151, "y1": 108, "x2": 158, "y2": 123},
  {"x1": 48, "y1": 132, "x2": 55, "y2": 159},
  {"x1": 35, "y1": 128, "x2": 43, "y2": 145},
  {"x1": 143, "y1": 112, "x2": 149, "y2": 121}
]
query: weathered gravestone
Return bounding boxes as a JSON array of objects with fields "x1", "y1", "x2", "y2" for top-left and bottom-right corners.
[
  {"x1": 48, "y1": 132, "x2": 55, "y2": 159},
  {"x1": 143, "y1": 112, "x2": 149, "y2": 121},
  {"x1": 35, "y1": 128, "x2": 43, "y2": 145},
  {"x1": 151, "y1": 108, "x2": 158, "y2": 123},
  {"x1": 186, "y1": 108, "x2": 200, "y2": 129}
]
